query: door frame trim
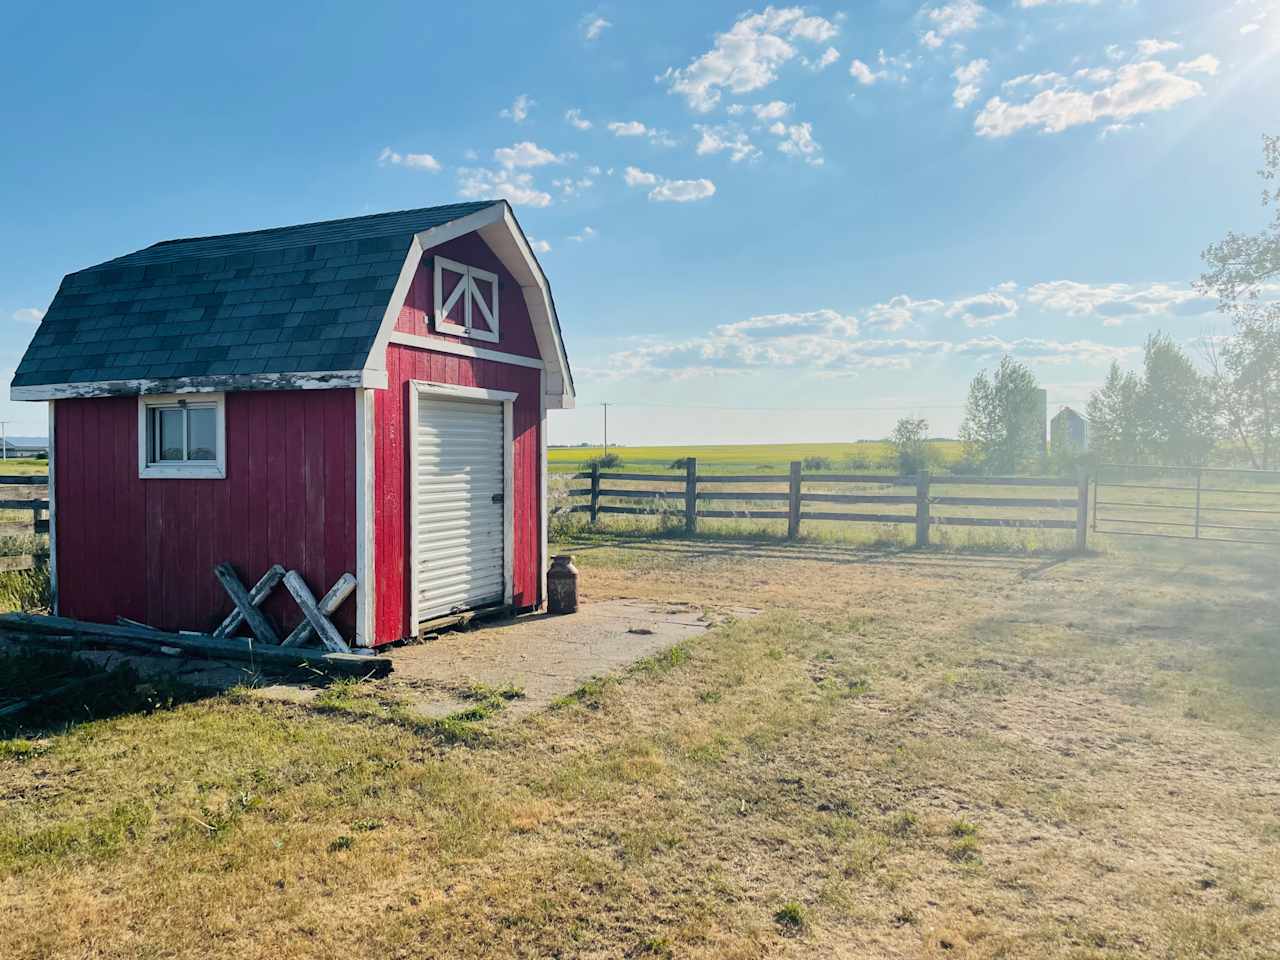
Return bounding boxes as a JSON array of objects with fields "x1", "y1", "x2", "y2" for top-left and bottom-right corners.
[{"x1": 407, "y1": 379, "x2": 516, "y2": 630}]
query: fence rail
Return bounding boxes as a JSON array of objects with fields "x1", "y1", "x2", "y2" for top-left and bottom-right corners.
[
  {"x1": 0, "y1": 474, "x2": 50, "y2": 571},
  {"x1": 568, "y1": 460, "x2": 1089, "y2": 549},
  {"x1": 1093, "y1": 463, "x2": 1280, "y2": 545}
]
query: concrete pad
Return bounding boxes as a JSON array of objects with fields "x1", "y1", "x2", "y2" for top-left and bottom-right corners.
[{"x1": 384, "y1": 599, "x2": 743, "y2": 718}]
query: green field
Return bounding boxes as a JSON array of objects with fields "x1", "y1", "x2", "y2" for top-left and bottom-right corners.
[
  {"x1": 548, "y1": 441, "x2": 965, "y2": 475},
  {"x1": 0, "y1": 458, "x2": 48, "y2": 477}
]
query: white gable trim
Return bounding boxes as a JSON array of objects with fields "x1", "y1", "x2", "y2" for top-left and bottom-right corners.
[{"x1": 362, "y1": 201, "x2": 574, "y2": 409}]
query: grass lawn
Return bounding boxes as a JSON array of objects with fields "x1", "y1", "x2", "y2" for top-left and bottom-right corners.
[
  {"x1": 1, "y1": 533, "x2": 1278, "y2": 958},
  {"x1": 548, "y1": 441, "x2": 966, "y2": 474}
]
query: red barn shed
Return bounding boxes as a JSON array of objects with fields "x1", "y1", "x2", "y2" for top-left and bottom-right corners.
[{"x1": 11, "y1": 201, "x2": 574, "y2": 648}]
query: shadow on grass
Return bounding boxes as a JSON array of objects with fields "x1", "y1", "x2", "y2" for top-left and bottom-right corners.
[
  {"x1": 0, "y1": 648, "x2": 217, "y2": 742},
  {"x1": 553, "y1": 529, "x2": 1078, "y2": 573}
]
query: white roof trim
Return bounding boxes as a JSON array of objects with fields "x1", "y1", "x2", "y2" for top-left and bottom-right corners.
[
  {"x1": 11, "y1": 369, "x2": 387, "y2": 402},
  {"x1": 363, "y1": 201, "x2": 575, "y2": 410}
]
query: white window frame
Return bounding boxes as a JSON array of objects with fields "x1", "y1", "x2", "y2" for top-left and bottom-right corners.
[
  {"x1": 433, "y1": 255, "x2": 500, "y2": 344},
  {"x1": 137, "y1": 392, "x2": 226, "y2": 479}
]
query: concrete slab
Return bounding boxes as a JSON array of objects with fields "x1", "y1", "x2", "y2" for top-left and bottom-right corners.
[{"x1": 383, "y1": 599, "x2": 742, "y2": 718}]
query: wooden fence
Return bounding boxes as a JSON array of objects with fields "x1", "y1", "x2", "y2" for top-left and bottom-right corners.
[
  {"x1": 0, "y1": 474, "x2": 50, "y2": 572},
  {"x1": 569, "y1": 460, "x2": 1089, "y2": 550}
]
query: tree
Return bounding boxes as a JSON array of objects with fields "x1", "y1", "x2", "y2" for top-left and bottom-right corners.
[
  {"x1": 959, "y1": 356, "x2": 1044, "y2": 474},
  {"x1": 1085, "y1": 335, "x2": 1216, "y2": 467},
  {"x1": 888, "y1": 417, "x2": 930, "y2": 475},
  {"x1": 1199, "y1": 134, "x2": 1280, "y2": 469},
  {"x1": 1087, "y1": 361, "x2": 1143, "y2": 464},
  {"x1": 1137, "y1": 333, "x2": 1216, "y2": 466}
]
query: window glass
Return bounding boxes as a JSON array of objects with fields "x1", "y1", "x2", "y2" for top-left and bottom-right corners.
[
  {"x1": 157, "y1": 408, "x2": 185, "y2": 461},
  {"x1": 186, "y1": 407, "x2": 217, "y2": 460}
]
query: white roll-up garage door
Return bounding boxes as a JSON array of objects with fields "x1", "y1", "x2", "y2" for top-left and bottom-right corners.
[{"x1": 413, "y1": 393, "x2": 507, "y2": 622}]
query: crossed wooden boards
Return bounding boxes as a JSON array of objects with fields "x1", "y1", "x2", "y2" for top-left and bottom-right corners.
[{"x1": 212, "y1": 563, "x2": 356, "y2": 654}]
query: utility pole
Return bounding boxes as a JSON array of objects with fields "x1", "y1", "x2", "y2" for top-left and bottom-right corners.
[
  {"x1": 0, "y1": 421, "x2": 9, "y2": 461},
  {"x1": 602, "y1": 402, "x2": 609, "y2": 456}
]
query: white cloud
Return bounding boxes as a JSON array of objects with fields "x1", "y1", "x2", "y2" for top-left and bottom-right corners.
[
  {"x1": 694, "y1": 124, "x2": 760, "y2": 162},
  {"x1": 809, "y1": 46, "x2": 840, "y2": 70},
  {"x1": 622, "y1": 168, "x2": 718, "y2": 202},
  {"x1": 1025, "y1": 280, "x2": 1216, "y2": 324},
  {"x1": 582, "y1": 14, "x2": 611, "y2": 41},
  {"x1": 570, "y1": 226, "x2": 599, "y2": 242},
  {"x1": 493, "y1": 141, "x2": 567, "y2": 169},
  {"x1": 608, "y1": 120, "x2": 649, "y2": 137},
  {"x1": 976, "y1": 58, "x2": 1212, "y2": 137},
  {"x1": 552, "y1": 175, "x2": 595, "y2": 197},
  {"x1": 946, "y1": 291, "x2": 1019, "y2": 327},
  {"x1": 1015, "y1": 0, "x2": 1105, "y2": 6},
  {"x1": 457, "y1": 167, "x2": 552, "y2": 207},
  {"x1": 770, "y1": 120, "x2": 823, "y2": 166},
  {"x1": 919, "y1": 1, "x2": 985, "y2": 49},
  {"x1": 606, "y1": 120, "x2": 675, "y2": 146},
  {"x1": 499, "y1": 94, "x2": 535, "y2": 123},
  {"x1": 565, "y1": 108, "x2": 592, "y2": 130},
  {"x1": 1137, "y1": 38, "x2": 1182, "y2": 57},
  {"x1": 952, "y1": 58, "x2": 989, "y2": 108},
  {"x1": 849, "y1": 58, "x2": 882, "y2": 85},
  {"x1": 649, "y1": 178, "x2": 717, "y2": 203},
  {"x1": 751, "y1": 100, "x2": 793, "y2": 120},
  {"x1": 623, "y1": 166, "x2": 660, "y2": 187},
  {"x1": 13, "y1": 308, "x2": 45, "y2": 324},
  {"x1": 1177, "y1": 54, "x2": 1220, "y2": 77},
  {"x1": 602, "y1": 322, "x2": 1128, "y2": 380},
  {"x1": 528, "y1": 238, "x2": 552, "y2": 254},
  {"x1": 864, "y1": 295, "x2": 945, "y2": 332},
  {"x1": 660, "y1": 6, "x2": 841, "y2": 112},
  {"x1": 377, "y1": 147, "x2": 442, "y2": 172}
]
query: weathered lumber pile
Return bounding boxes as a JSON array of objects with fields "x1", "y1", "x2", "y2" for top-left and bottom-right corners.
[
  {"x1": 0, "y1": 561, "x2": 391, "y2": 678},
  {"x1": 0, "y1": 613, "x2": 390, "y2": 677}
]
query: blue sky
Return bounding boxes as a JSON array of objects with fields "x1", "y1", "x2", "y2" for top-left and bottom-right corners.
[{"x1": 2, "y1": 0, "x2": 1277, "y2": 444}]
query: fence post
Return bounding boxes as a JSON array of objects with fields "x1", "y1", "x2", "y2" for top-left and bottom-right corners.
[
  {"x1": 1194, "y1": 467, "x2": 1202, "y2": 540},
  {"x1": 1076, "y1": 470, "x2": 1089, "y2": 552},
  {"x1": 589, "y1": 464, "x2": 600, "y2": 524},
  {"x1": 788, "y1": 460, "x2": 802, "y2": 540},
  {"x1": 684, "y1": 458, "x2": 697, "y2": 535},
  {"x1": 915, "y1": 470, "x2": 931, "y2": 547}
]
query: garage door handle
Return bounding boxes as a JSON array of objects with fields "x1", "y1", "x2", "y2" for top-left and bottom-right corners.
[{"x1": 491, "y1": 493, "x2": 504, "y2": 504}]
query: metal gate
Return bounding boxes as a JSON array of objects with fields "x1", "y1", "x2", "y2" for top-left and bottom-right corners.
[
  {"x1": 1093, "y1": 464, "x2": 1280, "y2": 545},
  {"x1": 410, "y1": 388, "x2": 511, "y2": 624}
]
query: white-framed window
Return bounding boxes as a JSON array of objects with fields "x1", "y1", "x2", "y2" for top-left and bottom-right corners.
[
  {"x1": 137, "y1": 393, "x2": 226, "y2": 479},
  {"x1": 433, "y1": 255, "x2": 500, "y2": 344}
]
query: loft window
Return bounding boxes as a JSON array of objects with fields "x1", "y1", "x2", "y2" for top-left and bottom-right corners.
[
  {"x1": 433, "y1": 256, "x2": 500, "y2": 343},
  {"x1": 137, "y1": 394, "x2": 226, "y2": 479}
]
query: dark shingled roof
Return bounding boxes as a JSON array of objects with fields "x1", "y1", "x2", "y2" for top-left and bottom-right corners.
[{"x1": 13, "y1": 201, "x2": 497, "y2": 389}]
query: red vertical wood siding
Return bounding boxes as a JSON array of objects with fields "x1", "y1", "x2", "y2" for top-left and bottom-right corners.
[
  {"x1": 54, "y1": 390, "x2": 357, "y2": 639},
  {"x1": 372, "y1": 346, "x2": 542, "y2": 644}
]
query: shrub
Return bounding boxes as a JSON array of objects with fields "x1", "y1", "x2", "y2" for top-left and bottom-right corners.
[
  {"x1": 585, "y1": 452, "x2": 623, "y2": 470},
  {"x1": 774, "y1": 901, "x2": 807, "y2": 933},
  {"x1": 802, "y1": 456, "x2": 833, "y2": 471}
]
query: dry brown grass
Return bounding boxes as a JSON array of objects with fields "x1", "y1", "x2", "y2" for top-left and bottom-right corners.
[{"x1": 1, "y1": 533, "x2": 1278, "y2": 958}]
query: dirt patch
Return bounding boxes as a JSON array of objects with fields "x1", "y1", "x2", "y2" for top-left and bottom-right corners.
[{"x1": 377, "y1": 599, "x2": 755, "y2": 717}]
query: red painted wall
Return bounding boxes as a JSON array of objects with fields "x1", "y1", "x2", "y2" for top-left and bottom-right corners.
[
  {"x1": 373, "y1": 233, "x2": 544, "y2": 644},
  {"x1": 54, "y1": 390, "x2": 357, "y2": 639}
]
